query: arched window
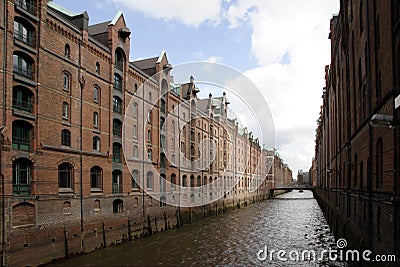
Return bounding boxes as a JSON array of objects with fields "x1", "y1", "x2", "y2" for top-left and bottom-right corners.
[
  {"x1": 160, "y1": 153, "x2": 166, "y2": 168},
  {"x1": 112, "y1": 170, "x2": 123, "y2": 194},
  {"x1": 64, "y1": 44, "x2": 70, "y2": 59},
  {"x1": 161, "y1": 79, "x2": 168, "y2": 95},
  {"x1": 113, "y1": 199, "x2": 123, "y2": 213},
  {"x1": 62, "y1": 72, "x2": 70, "y2": 91},
  {"x1": 160, "y1": 99, "x2": 166, "y2": 113},
  {"x1": 94, "y1": 86, "x2": 99, "y2": 102},
  {"x1": 133, "y1": 145, "x2": 138, "y2": 158},
  {"x1": 146, "y1": 171, "x2": 154, "y2": 189},
  {"x1": 113, "y1": 119, "x2": 122, "y2": 137},
  {"x1": 133, "y1": 102, "x2": 138, "y2": 117},
  {"x1": 61, "y1": 129, "x2": 71, "y2": 147},
  {"x1": 13, "y1": 52, "x2": 33, "y2": 79},
  {"x1": 182, "y1": 175, "x2": 187, "y2": 187},
  {"x1": 14, "y1": 18, "x2": 35, "y2": 47},
  {"x1": 133, "y1": 124, "x2": 137, "y2": 139},
  {"x1": 90, "y1": 166, "x2": 102, "y2": 190},
  {"x1": 62, "y1": 102, "x2": 69, "y2": 120},
  {"x1": 12, "y1": 120, "x2": 32, "y2": 151},
  {"x1": 93, "y1": 112, "x2": 99, "y2": 128},
  {"x1": 13, "y1": 86, "x2": 33, "y2": 113},
  {"x1": 197, "y1": 175, "x2": 201, "y2": 187},
  {"x1": 94, "y1": 199, "x2": 101, "y2": 211},
  {"x1": 58, "y1": 163, "x2": 73, "y2": 189},
  {"x1": 115, "y1": 49, "x2": 124, "y2": 71},
  {"x1": 190, "y1": 175, "x2": 195, "y2": 187},
  {"x1": 147, "y1": 130, "x2": 151, "y2": 142},
  {"x1": 113, "y1": 96, "x2": 122, "y2": 114},
  {"x1": 93, "y1": 136, "x2": 100, "y2": 151},
  {"x1": 112, "y1": 143, "x2": 122, "y2": 163},
  {"x1": 160, "y1": 196, "x2": 166, "y2": 207},
  {"x1": 147, "y1": 149, "x2": 152, "y2": 161},
  {"x1": 12, "y1": 158, "x2": 32, "y2": 195},
  {"x1": 171, "y1": 173, "x2": 176, "y2": 189},
  {"x1": 131, "y1": 170, "x2": 140, "y2": 190}
]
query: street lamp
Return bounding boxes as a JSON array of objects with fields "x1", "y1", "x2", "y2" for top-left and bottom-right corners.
[{"x1": 370, "y1": 114, "x2": 395, "y2": 128}]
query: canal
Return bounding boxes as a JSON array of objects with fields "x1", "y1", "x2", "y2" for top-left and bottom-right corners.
[{"x1": 51, "y1": 191, "x2": 345, "y2": 266}]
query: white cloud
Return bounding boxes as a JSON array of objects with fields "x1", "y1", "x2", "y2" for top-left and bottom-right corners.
[
  {"x1": 111, "y1": 0, "x2": 339, "y2": 174},
  {"x1": 205, "y1": 56, "x2": 223, "y2": 63},
  {"x1": 111, "y1": 0, "x2": 223, "y2": 27}
]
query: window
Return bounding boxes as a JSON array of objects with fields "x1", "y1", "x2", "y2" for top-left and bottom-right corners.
[
  {"x1": 133, "y1": 103, "x2": 138, "y2": 117},
  {"x1": 147, "y1": 130, "x2": 151, "y2": 142},
  {"x1": 113, "y1": 143, "x2": 122, "y2": 163},
  {"x1": 182, "y1": 175, "x2": 187, "y2": 187},
  {"x1": 15, "y1": 0, "x2": 36, "y2": 15},
  {"x1": 113, "y1": 119, "x2": 122, "y2": 137},
  {"x1": 63, "y1": 72, "x2": 70, "y2": 92},
  {"x1": 171, "y1": 173, "x2": 176, "y2": 189},
  {"x1": 112, "y1": 170, "x2": 123, "y2": 194},
  {"x1": 113, "y1": 96, "x2": 122, "y2": 114},
  {"x1": 61, "y1": 129, "x2": 71, "y2": 147},
  {"x1": 114, "y1": 74, "x2": 122, "y2": 91},
  {"x1": 147, "y1": 149, "x2": 152, "y2": 161},
  {"x1": 115, "y1": 49, "x2": 124, "y2": 71},
  {"x1": 12, "y1": 158, "x2": 32, "y2": 195},
  {"x1": 147, "y1": 110, "x2": 152, "y2": 123},
  {"x1": 133, "y1": 124, "x2": 137, "y2": 139},
  {"x1": 94, "y1": 87, "x2": 99, "y2": 102},
  {"x1": 131, "y1": 170, "x2": 140, "y2": 190},
  {"x1": 62, "y1": 102, "x2": 69, "y2": 120},
  {"x1": 160, "y1": 153, "x2": 166, "y2": 168},
  {"x1": 65, "y1": 44, "x2": 70, "y2": 59},
  {"x1": 149, "y1": 91, "x2": 152, "y2": 101},
  {"x1": 13, "y1": 86, "x2": 33, "y2": 113},
  {"x1": 94, "y1": 199, "x2": 101, "y2": 211},
  {"x1": 161, "y1": 99, "x2": 166, "y2": 113},
  {"x1": 146, "y1": 171, "x2": 154, "y2": 189},
  {"x1": 113, "y1": 199, "x2": 123, "y2": 213},
  {"x1": 90, "y1": 166, "x2": 102, "y2": 190},
  {"x1": 13, "y1": 53, "x2": 33, "y2": 79},
  {"x1": 12, "y1": 120, "x2": 32, "y2": 151},
  {"x1": 133, "y1": 145, "x2": 138, "y2": 158},
  {"x1": 58, "y1": 163, "x2": 73, "y2": 189},
  {"x1": 160, "y1": 174, "x2": 166, "y2": 193},
  {"x1": 14, "y1": 19, "x2": 35, "y2": 47},
  {"x1": 93, "y1": 136, "x2": 100, "y2": 151},
  {"x1": 134, "y1": 83, "x2": 138, "y2": 92},
  {"x1": 93, "y1": 112, "x2": 99, "y2": 128},
  {"x1": 95, "y1": 62, "x2": 100, "y2": 74}
]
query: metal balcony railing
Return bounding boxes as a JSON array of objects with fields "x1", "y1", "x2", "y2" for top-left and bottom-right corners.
[
  {"x1": 13, "y1": 65, "x2": 33, "y2": 79},
  {"x1": 15, "y1": 0, "x2": 36, "y2": 16},
  {"x1": 14, "y1": 30, "x2": 35, "y2": 47}
]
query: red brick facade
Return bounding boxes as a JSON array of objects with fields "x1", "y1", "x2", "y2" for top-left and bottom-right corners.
[
  {"x1": 0, "y1": 1, "x2": 278, "y2": 265},
  {"x1": 315, "y1": 0, "x2": 400, "y2": 258}
]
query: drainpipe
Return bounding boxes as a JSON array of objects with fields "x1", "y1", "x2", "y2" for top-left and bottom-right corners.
[
  {"x1": 1, "y1": 0, "x2": 7, "y2": 265},
  {"x1": 78, "y1": 39, "x2": 85, "y2": 253}
]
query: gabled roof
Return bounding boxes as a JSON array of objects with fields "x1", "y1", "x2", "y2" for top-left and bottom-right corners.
[
  {"x1": 110, "y1": 10, "x2": 123, "y2": 26},
  {"x1": 88, "y1": 21, "x2": 110, "y2": 36},
  {"x1": 133, "y1": 57, "x2": 158, "y2": 71}
]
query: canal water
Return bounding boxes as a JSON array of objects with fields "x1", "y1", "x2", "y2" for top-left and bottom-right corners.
[{"x1": 52, "y1": 191, "x2": 345, "y2": 266}]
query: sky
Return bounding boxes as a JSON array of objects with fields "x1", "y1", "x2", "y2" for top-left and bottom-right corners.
[{"x1": 54, "y1": 0, "x2": 340, "y2": 177}]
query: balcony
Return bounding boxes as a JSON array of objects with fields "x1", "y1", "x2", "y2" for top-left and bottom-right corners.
[
  {"x1": 15, "y1": 0, "x2": 36, "y2": 16},
  {"x1": 14, "y1": 30, "x2": 35, "y2": 47},
  {"x1": 13, "y1": 65, "x2": 33, "y2": 80},
  {"x1": 13, "y1": 98, "x2": 33, "y2": 113},
  {"x1": 112, "y1": 183, "x2": 120, "y2": 194},
  {"x1": 13, "y1": 184, "x2": 30, "y2": 195}
]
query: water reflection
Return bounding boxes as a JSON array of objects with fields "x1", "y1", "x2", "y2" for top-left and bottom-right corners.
[{"x1": 53, "y1": 191, "x2": 345, "y2": 266}]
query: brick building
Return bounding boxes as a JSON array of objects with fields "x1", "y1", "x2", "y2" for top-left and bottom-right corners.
[
  {"x1": 266, "y1": 149, "x2": 293, "y2": 188},
  {"x1": 0, "y1": 1, "x2": 277, "y2": 265},
  {"x1": 315, "y1": 0, "x2": 400, "y2": 257}
]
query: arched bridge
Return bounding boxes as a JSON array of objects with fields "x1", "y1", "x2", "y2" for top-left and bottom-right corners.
[{"x1": 269, "y1": 184, "x2": 315, "y2": 198}]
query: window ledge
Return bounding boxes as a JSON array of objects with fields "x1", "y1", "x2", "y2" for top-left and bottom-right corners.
[{"x1": 59, "y1": 188, "x2": 74, "y2": 194}]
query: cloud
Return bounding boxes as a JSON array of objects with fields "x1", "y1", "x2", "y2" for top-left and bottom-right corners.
[
  {"x1": 111, "y1": 0, "x2": 223, "y2": 27},
  {"x1": 110, "y1": 0, "x2": 339, "y2": 174}
]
